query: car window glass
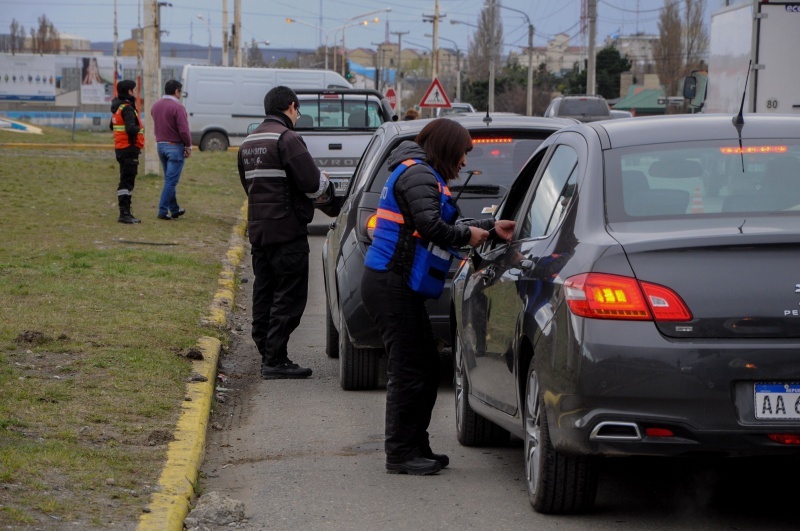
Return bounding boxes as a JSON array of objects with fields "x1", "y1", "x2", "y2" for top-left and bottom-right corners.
[
  {"x1": 559, "y1": 99, "x2": 609, "y2": 116},
  {"x1": 351, "y1": 131, "x2": 384, "y2": 193},
  {"x1": 604, "y1": 140, "x2": 800, "y2": 221},
  {"x1": 299, "y1": 99, "x2": 383, "y2": 129},
  {"x1": 519, "y1": 145, "x2": 578, "y2": 239}
]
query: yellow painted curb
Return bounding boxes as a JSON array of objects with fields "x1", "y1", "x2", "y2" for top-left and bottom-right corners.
[{"x1": 137, "y1": 199, "x2": 249, "y2": 530}]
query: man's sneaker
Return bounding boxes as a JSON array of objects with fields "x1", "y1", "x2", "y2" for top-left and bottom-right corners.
[
  {"x1": 385, "y1": 457, "x2": 442, "y2": 476},
  {"x1": 261, "y1": 359, "x2": 312, "y2": 379},
  {"x1": 171, "y1": 208, "x2": 186, "y2": 219}
]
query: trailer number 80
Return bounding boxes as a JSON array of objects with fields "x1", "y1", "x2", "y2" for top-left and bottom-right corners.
[{"x1": 766, "y1": 98, "x2": 779, "y2": 110}]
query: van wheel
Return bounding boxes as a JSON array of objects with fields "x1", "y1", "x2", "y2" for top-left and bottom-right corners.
[{"x1": 200, "y1": 132, "x2": 228, "y2": 151}]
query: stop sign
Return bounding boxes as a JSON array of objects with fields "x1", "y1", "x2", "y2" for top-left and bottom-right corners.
[{"x1": 385, "y1": 88, "x2": 397, "y2": 110}]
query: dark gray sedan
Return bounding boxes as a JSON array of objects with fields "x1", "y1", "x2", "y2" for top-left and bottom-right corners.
[
  {"x1": 322, "y1": 114, "x2": 576, "y2": 390},
  {"x1": 450, "y1": 113, "x2": 800, "y2": 514}
]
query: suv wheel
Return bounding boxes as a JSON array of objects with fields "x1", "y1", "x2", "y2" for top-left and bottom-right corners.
[
  {"x1": 454, "y1": 328, "x2": 509, "y2": 446},
  {"x1": 524, "y1": 363, "x2": 597, "y2": 514},
  {"x1": 338, "y1": 312, "x2": 380, "y2": 390},
  {"x1": 199, "y1": 132, "x2": 228, "y2": 151}
]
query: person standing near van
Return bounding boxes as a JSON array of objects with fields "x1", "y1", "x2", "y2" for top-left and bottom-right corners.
[
  {"x1": 110, "y1": 79, "x2": 144, "y2": 224},
  {"x1": 237, "y1": 86, "x2": 332, "y2": 379},
  {"x1": 151, "y1": 79, "x2": 192, "y2": 220}
]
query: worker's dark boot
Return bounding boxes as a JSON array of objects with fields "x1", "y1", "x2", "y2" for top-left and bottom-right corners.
[{"x1": 118, "y1": 208, "x2": 141, "y2": 224}]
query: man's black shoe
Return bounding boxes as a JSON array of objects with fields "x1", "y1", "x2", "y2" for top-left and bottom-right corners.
[
  {"x1": 422, "y1": 451, "x2": 449, "y2": 469},
  {"x1": 385, "y1": 457, "x2": 442, "y2": 476},
  {"x1": 171, "y1": 208, "x2": 186, "y2": 218},
  {"x1": 261, "y1": 359, "x2": 312, "y2": 379},
  {"x1": 157, "y1": 214, "x2": 174, "y2": 220}
]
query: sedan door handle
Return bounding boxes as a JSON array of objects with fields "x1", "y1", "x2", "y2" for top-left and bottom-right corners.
[{"x1": 329, "y1": 221, "x2": 337, "y2": 230}]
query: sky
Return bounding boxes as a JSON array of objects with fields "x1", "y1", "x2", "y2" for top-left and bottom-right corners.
[{"x1": 4, "y1": 0, "x2": 719, "y2": 55}]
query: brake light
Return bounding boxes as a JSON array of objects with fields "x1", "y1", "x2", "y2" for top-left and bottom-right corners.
[
  {"x1": 564, "y1": 273, "x2": 692, "y2": 322},
  {"x1": 768, "y1": 434, "x2": 800, "y2": 445},
  {"x1": 720, "y1": 145, "x2": 787, "y2": 155},
  {"x1": 366, "y1": 213, "x2": 378, "y2": 240},
  {"x1": 472, "y1": 137, "x2": 513, "y2": 145}
]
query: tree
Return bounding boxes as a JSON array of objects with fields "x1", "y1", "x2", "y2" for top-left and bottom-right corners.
[
  {"x1": 595, "y1": 46, "x2": 632, "y2": 99},
  {"x1": 683, "y1": 0, "x2": 708, "y2": 71},
  {"x1": 247, "y1": 39, "x2": 265, "y2": 67},
  {"x1": 9, "y1": 19, "x2": 26, "y2": 55},
  {"x1": 466, "y1": 0, "x2": 503, "y2": 83},
  {"x1": 30, "y1": 14, "x2": 60, "y2": 55},
  {"x1": 652, "y1": 1, "x2": 683, "y2": 97}
]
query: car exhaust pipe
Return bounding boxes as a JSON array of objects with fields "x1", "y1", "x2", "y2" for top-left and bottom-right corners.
[{"x1": 589, "y1": 421, "x2": 642, "y2": 441}]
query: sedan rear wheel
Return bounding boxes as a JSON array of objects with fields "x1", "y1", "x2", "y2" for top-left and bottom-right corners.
[
  {"x1": 338, "y1": 312, "x2": 380, "y2": 390},
  {"x1": 454, "y1": 328, "x2": 509, "y2": 446},
  {"x1": 524, "y1": 363, "x2": 598, "y2": 514}
]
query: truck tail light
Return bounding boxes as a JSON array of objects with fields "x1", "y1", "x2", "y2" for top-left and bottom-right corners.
[
  {"x1": 366, "y1": 213, "x2": 378, "y2": 241},
  {"x1": 564, "y1": 273, "x2": 692, "y2": 322}
]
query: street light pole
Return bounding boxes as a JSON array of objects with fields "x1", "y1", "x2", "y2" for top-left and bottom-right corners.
[
  {"x1": 286, "y1": 18, "x2": 336, "y2": 71},
  {"x1": 498, "y1": 3, "x2": 534, "y2": 116},
  {"x1": 340, "y1": 7, "x2": 392, "y2": 77},
  {"x1": 196, "y1": 14, "x2": 211, "y2": 63},
  {"x1": 426, "y1": 33, "x2": 461, "y2": 102}
]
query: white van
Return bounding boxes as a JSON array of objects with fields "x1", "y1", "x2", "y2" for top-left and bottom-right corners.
[{"x1": 180, "y1": 65, "x2": 352, "y2": 151}]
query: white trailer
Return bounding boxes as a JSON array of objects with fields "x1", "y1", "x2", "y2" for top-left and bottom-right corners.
[{"x1": 693, "y1": 1, "x2": 800, "y2": 114}]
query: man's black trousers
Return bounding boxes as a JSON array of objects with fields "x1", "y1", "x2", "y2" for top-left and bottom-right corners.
[
  {"x1": 361, "y1": 267, "x2": 441, "y2": 463},
  {"x1": 251, "y1": 239, "x2": 309, "y2": 366}
]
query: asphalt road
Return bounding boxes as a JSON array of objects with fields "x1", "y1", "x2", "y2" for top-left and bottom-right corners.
[{"x1": 199, "y1": 230, "x2": 800, "y2": 531}]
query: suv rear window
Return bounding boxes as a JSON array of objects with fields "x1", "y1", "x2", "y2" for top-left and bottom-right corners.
[
  {"x1": 368, "y1": 133, "x2": 549, "y2": 217},
  {"x1": 559, "y1": 98, "x2": 609, "y2": 116},
  {"x1": 297, "y1": 98, "x2": 383, "y2": 129}
]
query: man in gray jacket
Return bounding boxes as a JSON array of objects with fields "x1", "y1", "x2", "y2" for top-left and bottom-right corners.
[{"x1": 237, "y1": 86, "x2": 331, "y2": 379}]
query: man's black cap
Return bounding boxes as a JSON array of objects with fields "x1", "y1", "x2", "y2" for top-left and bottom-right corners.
[{"x1": 117, "y1": 80, "x2": 136, "y2": 94}]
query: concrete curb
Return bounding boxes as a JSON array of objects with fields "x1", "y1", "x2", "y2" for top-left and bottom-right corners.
[{"x1": 137, "y1": 200, "x2": 249, "y2": 531}]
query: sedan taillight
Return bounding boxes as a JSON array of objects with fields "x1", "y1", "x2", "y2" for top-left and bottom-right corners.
[{"x1": 564, "y1": 273, "x2": 692, "y2": 322}]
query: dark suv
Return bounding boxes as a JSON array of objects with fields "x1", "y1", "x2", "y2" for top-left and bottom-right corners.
[
  {"x1": 322, "y1": 114, "x2": 575, "y2": 390},
  {"x1": 543, "y1": 95, "x2": 611, "y2": 123}
]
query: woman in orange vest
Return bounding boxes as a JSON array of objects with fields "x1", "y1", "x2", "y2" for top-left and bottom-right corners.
[{"x1": 110, "y1": 79, "x2": 145, "y2": 224}]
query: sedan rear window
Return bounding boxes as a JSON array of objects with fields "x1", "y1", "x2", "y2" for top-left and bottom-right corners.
[
  {"x1": 604, "y1": 139, "x2": 800, "y2": 221},
  {"x1": 559, "y1": 99, "x2": 609, "y2": 116}
]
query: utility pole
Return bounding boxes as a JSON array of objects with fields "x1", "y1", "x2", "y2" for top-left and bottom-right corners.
[
  {"x1": 587, "y1": 0, "x2": 597, "y2": 95},
  {"x1": 233, "y1": 0, "x2": 242, "y2": 66},
  {"x1": 488, "y1": 0, "x2": 497, "y2": 113},
  {"x1": 422, "y1": 0, "x2": 445, "y2": 81},
  {"x1": 113, "y1": 0, "x2": 118, "y2": 90},
  {"x1": 222, "y1": 0, "x2": 229, "y2": 66},
  {"x1": 391, "y1": 30, "x2": 408, "y2": 114},
  {"x1": 526, "y1": 23, "x2": 534, "y2": 115},
  {"x1": 143, "y1": 0, "x2": 160, "y2": 174}
]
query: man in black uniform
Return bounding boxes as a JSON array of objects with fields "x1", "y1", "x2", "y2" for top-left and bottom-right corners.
[
  {"x1": 237, "y1": 86, "x2": 332, "y2": 379},
  {"x1": 110, "y1": 79, "x2": 144, "y2": 224}
]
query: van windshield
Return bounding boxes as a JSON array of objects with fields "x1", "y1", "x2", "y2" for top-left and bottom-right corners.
[{"x1": 297, "y1": 98, "x2": 384, "y2": 129}]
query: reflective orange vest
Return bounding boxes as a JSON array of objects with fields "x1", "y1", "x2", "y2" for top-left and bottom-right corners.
[{"x1": 112, "y1": 103, "x2": 145, "y2": 149}]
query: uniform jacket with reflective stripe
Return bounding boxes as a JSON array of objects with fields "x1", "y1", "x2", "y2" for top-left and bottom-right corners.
[
  {"x1": 237, "y1": 112, "x2": 322, "y2": 246},
  {"x1": 109, "y1": 95, "x2": 144, "y2": 150},
  {"x1": 367, "y1": 141, "x2": 495, "y2": 276}
]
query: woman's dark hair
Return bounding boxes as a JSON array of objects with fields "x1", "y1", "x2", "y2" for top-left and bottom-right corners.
[
  {"x1": 414, "y1": 118, "x2": 472, "y2": 182},
  {"x1": 263, "y1": 85, "x2": 299, "y2": 114}
]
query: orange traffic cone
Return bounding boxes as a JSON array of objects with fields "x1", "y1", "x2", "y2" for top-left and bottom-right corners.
[{"x1": 690, "y1": 187, "x2": 704, "y2": 214}]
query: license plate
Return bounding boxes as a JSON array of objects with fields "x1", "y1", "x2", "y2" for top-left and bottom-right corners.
[{"x1": 754, "y1": 383, "x2": 800, "y2": 419}]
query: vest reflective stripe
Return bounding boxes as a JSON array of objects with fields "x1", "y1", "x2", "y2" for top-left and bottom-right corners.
[
  {"x1": 376, "y1": 208, "x2": 404, "y2": 224},
  {"x1": 364, "y1": 158, "x2": 460, "y2": 298},
  {"x1": 244, "y1": 132, "x2": 282, "y2": 142},
  {"x1": 112, "y1": 103, "x2": 144, "y2": 149},
  {"x1": 244, "y1": 168, "x2": 287, "y2": 180}
]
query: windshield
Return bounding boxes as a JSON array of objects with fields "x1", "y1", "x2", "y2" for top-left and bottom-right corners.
[{"x1": 604, "y1": 139, "x2": 800, "y2": 221}]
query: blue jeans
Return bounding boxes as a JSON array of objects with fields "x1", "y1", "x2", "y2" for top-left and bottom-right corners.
[{"x1": 157, "y1": 143, "x2": 185, "y2": 216}]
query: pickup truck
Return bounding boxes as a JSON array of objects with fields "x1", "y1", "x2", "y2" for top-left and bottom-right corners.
[{"x1": 294, "y1": 89, "x2": 396, "y2": 196}]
